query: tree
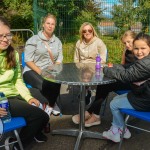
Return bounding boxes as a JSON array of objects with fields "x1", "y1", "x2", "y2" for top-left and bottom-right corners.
[
  {"x1": 111, "y1": 0, "x2": 140, "y2": 36},
  {"x1": 137, "y1": 0, "x2": 150, "y2": 33},
  {"x1": 0, "y1": 0, "x2": 33, "y2": 29},
  {"x1": 46, "y1": 0, "x2": 103, "y2": 41}
]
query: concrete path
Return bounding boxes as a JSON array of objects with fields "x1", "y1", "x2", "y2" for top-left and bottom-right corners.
[{"x1": 30, "y1": 85, "x2": 150, "y2": 150}]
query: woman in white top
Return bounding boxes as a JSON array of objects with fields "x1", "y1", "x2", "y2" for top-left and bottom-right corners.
[
  {"x1": 23, "y1": 14, "x2": 63, "y2": 116},
  {"x1": 74, "y1": 22, "x2": 107, "y2": 64}
]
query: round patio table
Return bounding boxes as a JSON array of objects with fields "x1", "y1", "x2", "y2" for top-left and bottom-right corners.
[{"x1": 41, "y1": 63, "x2": 116, "y2": 150}]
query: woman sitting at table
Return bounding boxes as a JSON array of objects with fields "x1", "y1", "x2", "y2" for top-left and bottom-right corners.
[
  {"x1": 74, "y1": 22, "x2": 107, "y2": 64},
  {"x1": 0, "y1": 15, "x2": 49, "y2": 149},
  {"x1": 23, "y1": 13, "x2": 63, "y2": 116},
  {"x1": 74, "y1": 21, "x2": 107, "y2": 102},
  {"x1": 72, "y1": 30, "x2": 137, "y2": 127}
]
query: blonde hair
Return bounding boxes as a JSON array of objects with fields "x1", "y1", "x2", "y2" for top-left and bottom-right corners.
[
  {"x1": 42, "y1": 13, "x2": 57, "y2": 26},
  {"x1": 79, "y1": 22, "x2": 98, "y2": 43},
  {"x1": 121, "y1": 30, "x2": 136, "y2": 41}
]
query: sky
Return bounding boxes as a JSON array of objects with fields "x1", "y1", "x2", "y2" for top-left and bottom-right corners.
[
  {"x1": 96, "y1": 0, "x2": 138, "y2": 18},
  {"x1": 98, "y1": 0, "x2": 118, "y2": 18}
]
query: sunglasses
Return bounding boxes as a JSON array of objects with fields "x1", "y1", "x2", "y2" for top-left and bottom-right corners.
[{"x1": 82, "y1": 29, "x2": 93, "y2": 34}]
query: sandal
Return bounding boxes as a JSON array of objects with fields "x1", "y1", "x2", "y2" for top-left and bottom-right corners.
[
  {"x1": 72, "y1": 111, "x2": 91, "y2": 124},
  {"x1": 85, "y1": 114, "x2": 101, "y2": 127}
]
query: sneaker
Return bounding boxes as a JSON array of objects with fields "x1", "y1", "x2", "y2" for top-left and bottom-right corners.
[
  {"x1": 34, "y1": 132, "x2": 48, "y2": 143},
  {"x1": 85, "y1": 114, "x2": 101, "y2": 127},
  {"x1": 44, "y1": 105, "x2": 53, "y2": 116},
  {"x1": 52, "y1": 103, "x2": 61, "y2": 116},
  {"x1": 103, "y1": 127, "x2": 120, "y2": 143},
  {"x1": 119, "y1": 128, "x2": 131, "y2": 139},
  {"x1": 72, "y1": 111, "x2": 91, "y2": 124}
]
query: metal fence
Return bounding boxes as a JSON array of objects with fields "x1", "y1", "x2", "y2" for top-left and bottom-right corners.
[
  {"x1": 33, "y1": 0, "x2": 150, "y2": 63},
  {"x1": 10, "y1": 29, "x2": 34, "y2": 64}
]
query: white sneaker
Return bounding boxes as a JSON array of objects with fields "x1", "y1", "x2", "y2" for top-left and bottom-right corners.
[
  {"x1": 44, "y1": 105, "x2": 53, "y2": 116},
  {"x1": 52, "y1": 103, "x2": 60, "y2": 116},
  {"x1": 119, "y1": 128, "x2": 131, "y2": 139},
  {"x1": 103, "y1": 127, "x2": 120, "y2": 142}
]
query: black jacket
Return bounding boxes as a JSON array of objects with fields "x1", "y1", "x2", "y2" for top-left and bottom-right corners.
[{"x1": 103, "y1": 55, "x2": 150, "y2": 111}]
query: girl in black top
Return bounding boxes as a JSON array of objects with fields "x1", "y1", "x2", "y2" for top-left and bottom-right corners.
[{"x1": 103, "y1": 32, "x2": 150, "y2": 142}]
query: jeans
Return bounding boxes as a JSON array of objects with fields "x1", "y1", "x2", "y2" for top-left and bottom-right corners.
[{"x1": 110, "y1": 93, "x2": 134, "y2": 128}]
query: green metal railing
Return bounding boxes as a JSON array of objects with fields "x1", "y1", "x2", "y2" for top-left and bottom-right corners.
[{"x1": 33, "y1": 0, "x2": 47, "y2": 34}]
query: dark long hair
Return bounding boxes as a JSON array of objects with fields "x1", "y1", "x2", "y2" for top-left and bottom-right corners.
[
  {"x1": 0, "y1": 16, "x2": 16, "y2": 69},
  {"x1": 133, "y1": 32, "x2": 150, "y2": 47}
]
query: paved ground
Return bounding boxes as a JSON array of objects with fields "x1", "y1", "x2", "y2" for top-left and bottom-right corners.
[
  {"x1": 1, "y1": 85, "x2": 150, "y2": 150},
  {"x1": 30, "y1": 85, "x2": 150, "y2": 150}
]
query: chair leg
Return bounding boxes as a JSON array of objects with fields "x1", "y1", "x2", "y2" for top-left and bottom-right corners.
[
  {"x1": 118, "y1": 115, "x2": 130, "y2": 150},
  {"x1": 14, "y1": 130, "x2": 24, "y2": 150}
]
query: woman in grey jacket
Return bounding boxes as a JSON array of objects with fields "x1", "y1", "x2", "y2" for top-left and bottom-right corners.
[
  {"x1": 23, "y1": 14, "x2": 63, "y2": 116},
  {"x1": 102, "y1": 33, "x2": 150, "y2": 143}
]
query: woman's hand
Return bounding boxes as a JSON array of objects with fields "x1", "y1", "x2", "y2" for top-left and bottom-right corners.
[
  {"x1": 55, "y1": 62, "x2": 61, "y2": 65},
  {"x1": 28, "y1": 98, "x2": 40, "y2": 107},
  {"x1": 0, "y1": 108, "x2": 7, "y2": 117},
  {"x1": 108, "y1": 62, "x2": 113, "y2": 67}
]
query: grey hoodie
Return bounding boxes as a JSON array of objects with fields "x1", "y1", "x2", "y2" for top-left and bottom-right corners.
[{"x1": 23, "y1": 30, "x2": 63, "y2": 73}]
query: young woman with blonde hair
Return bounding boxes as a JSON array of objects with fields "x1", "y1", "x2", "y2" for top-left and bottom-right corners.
[{"x1": 72, "y1": 30, "x2": 137, "y2": 127}]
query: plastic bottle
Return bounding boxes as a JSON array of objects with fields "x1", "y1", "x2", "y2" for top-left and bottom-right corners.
[
  {"x1": 95, "y1": 54, "x2": 101, "y2": 79},
  {"x1": 96, "y1": 54, "x2": 101, "y2": 69},
  {"x1": 95, "y1": 68, "x2": 100, "y2": 80},
  {"x1": 0, "y1": 92, "x2": 11, "y2": 123}
]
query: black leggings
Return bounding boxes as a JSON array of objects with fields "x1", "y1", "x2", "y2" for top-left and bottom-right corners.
[
  {"x1": 8, "y1": 96, "x2": 49, "y2": 146},
  {"x1": 88, "y1": 82, "x2": 131, "y2": 115},
  {"x1": 23, "y1": 70, "x2": 61, "y2": 107}
]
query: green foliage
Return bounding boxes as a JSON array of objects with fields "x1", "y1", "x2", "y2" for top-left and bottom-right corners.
[
  {"x1": 112, "y1": 0, "x2": 140, "y2": 37},
  {"x1": 100, "y1": 36, "x2": 123, "y2": 64},
  {"x1": 0, "y1": 0, "x2": 33, "y2": 29},
  {"x1": 75, "y1": 11, "x2": 97, "y2": 30},
  {"x1": 137, "y1": 0, "x2": 150, "y2": 33},
  {"x1": 45, "y1": 0, "x2": 103, "y2": 42}
]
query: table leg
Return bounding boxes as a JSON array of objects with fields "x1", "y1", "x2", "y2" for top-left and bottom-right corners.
[{"x1": 52, "y1": 85, "x2": 105, "y2": 150}]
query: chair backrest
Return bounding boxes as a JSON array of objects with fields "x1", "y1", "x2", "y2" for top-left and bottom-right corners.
[
  {"x1": 21, "y1": 52, "x2": 32, "y2": 88},
  {"x1": 21, "y1": 52, "x2": 26, "y2": 68},
  {"x1": 115, "y1": 90, "x2": 130, "y2": 95}
]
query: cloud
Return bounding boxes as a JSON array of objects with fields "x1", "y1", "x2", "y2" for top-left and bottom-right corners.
[{"x1": 96, "y1": 0, "x2": 119, "y2": 18}]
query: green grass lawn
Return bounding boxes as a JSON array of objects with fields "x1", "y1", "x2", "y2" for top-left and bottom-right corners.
[
  {"x1": 12, "y1": 32, "x2": 124, "y2": 64},
  {"x1": 63, "y1": 35, "x2": 124, "y2": 64}
]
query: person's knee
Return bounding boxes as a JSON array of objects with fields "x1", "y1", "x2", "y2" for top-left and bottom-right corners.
[{"x1": 110, "y1": 98, "x2": 117, "y2": 110}]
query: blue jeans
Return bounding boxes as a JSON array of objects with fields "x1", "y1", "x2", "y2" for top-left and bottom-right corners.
[{"x1": 110, "y1": 93, "x2": 134, "y2": 128}]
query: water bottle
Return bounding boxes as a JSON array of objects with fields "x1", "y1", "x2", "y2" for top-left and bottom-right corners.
[
  {"x1": 96, "y1": 54, "x2": 101, "y2": 69},
  {"x1": 95, "y1": 68, "x2": 100, "y2": 80},
  {"x1": 0, "y1": 92, "x2": 11, "y2": 123},
  {"x1": 95, "y1": 54, "x2": 101, "y2": 79}
]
